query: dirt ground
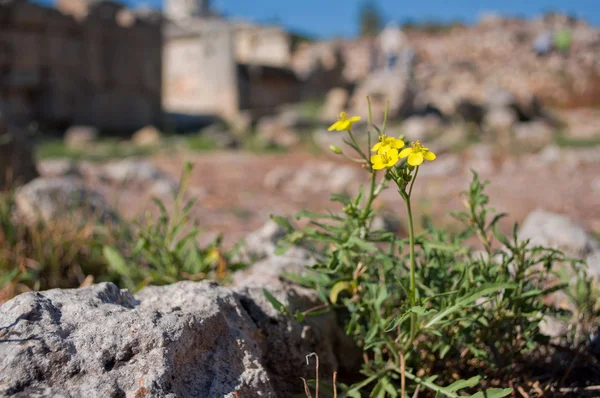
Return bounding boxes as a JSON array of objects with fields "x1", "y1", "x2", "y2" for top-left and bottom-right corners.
[{"x1": 94, "y1": 147, "x2": 600, "y2": 248}]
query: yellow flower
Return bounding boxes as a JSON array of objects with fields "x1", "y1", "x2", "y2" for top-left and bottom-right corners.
[
  {"x1": 328, "y1": 112, "x2": 361, "y2": 132},
  {"x1": 371, "y1": 134, "x2": 405, "y2": 154},
  {"x1": 371, "y1": 148, "x2": 399, "y2": 170},
  {"x1": 399, "y1": 141, "x2": 436, "y2": 166}
]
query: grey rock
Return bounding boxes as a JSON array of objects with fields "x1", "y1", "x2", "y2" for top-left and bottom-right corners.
[
  {"x1": 351, "y1": 70, "x2": 416, "y2": 120},
  {"x1": 539, "y1": 315, "x2": 569, "y2": 338},
  {"x1": 485, "y1": 88, "x2": 517, "y2": 109},
  {"x1": 519, "y1": 209, "x2": 600, "y2": 276},
  {"x1": 237, "y1": 220, "x2": 313, "y2": 264},
  {"x1": 37, "y1": 160, "x2": 81, "y2": 178},
  {"x1": 484, "y1": 107, "x2": 518, "y2": 131},
  {"x1": 513, "y1": 121, "x2": 554, "y2": 151},
  {"x1": 232, "y1": 255, "x2": 314, "y2": 289},
  {"x1": 519, "y1": 210, "x2": 599, "y2": 260},
  {"x1": 0, "y1": 281, "x2": 357, "y2": 397},
  {"x1": 256, "y1": 117, "x2": 299, "y2": 149},
  {"x1": 538, "y1": 144, "x2": 561, "y2": 164},
  {"x1": 100, "y1": 160, "x2": 178, "y2": 195},
  {"x1": 131, "y1": 125, "x2": 162, "y2": 147},
  {"x1": 401, "y1": 115, "x2": 442, "y2": 142},
  {"x1": 64, "y1": 126, "x2": 99, "y2": 150},
  {"x1": 15, "y1": 177, "x2": 118, "y2": 225}
]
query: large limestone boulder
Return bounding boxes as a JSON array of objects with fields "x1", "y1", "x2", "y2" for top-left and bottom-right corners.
[
  {"x1": 0, "y1": 281, "x2": 358, "y2": 397},
  {"x1": 0, "y1": 119, "x2": 38, "y2": 190}
]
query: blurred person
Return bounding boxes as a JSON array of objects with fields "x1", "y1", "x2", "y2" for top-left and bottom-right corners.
[
  {"x1": 378, "y1": 22, "x2": 407, "y2": 71},
  {"x1": 533, "y1": 30, "x2": 553, "y2": 56}
]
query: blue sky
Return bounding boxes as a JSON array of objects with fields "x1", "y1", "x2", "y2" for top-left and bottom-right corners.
[{"x1": 41, "y1": 0, "x2": 600, "y2": 38}]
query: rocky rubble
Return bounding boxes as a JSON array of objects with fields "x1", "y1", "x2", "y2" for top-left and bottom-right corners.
[
  {"x1": 0, "y1": 280, "x2": 358, "y2": 398},
  {"x1": 99, "y1": 159, "x2": 179, "y2": 197}
]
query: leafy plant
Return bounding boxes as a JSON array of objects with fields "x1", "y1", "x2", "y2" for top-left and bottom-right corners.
[
  {"x1": 103, "y1": 162, "x2": 245, "y2": 291},
  {"x1": 267, "y1": 101, "x2": 590, "y2": 397}
]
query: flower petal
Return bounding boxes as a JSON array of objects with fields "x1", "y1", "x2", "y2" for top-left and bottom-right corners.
[
  {"x1": 399, "y1": 148, "x2": 412, "y2": 158},
  {"x1": 371, "y1": 142, "x2": 381, "y2": 152},
  {"x1": 392, "y1": 139, "x2": 405, "y2": 149},
  {"x1": 408, "y1": 152, "x2": 424, "y2": 166},
  {"x1": 328, "y1": 121, "x2": 340, "y2": 131},
  {"x1": 339, "y1": 120, "x2": 351, "y2": 131},
  {"x1": 423, "y1": 150, "x2": 436, "y2": 161},
  {"x1": 349, "y1": 116, "x2": 361, "y2": 122}
]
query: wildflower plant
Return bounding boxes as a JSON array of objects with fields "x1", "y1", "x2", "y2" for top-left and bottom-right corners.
[{"x1": 268, "y1": 100, "x2": 589, "y2": 397}]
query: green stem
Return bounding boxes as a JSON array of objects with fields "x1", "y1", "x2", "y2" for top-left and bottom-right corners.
[
  {"x1": 347, "y1": 130, "x2": 368, "y2": 162},
  {"x1": 391, "y1": 366, "x2": 459, "y2": 398},
  {"x1": 361, "y1": 170, "x2": 378, "y2": 222},
  {"x1": 401, "y1": 167, "x2": 420, "y2": 353},
  {"x1": 403, "y1": 194, "x2": 418, "y2": 352}
]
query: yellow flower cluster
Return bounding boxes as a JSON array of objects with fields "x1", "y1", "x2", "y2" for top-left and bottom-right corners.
[{"x1": 328, "y1": 111, "x2": 436, "y2": 169}]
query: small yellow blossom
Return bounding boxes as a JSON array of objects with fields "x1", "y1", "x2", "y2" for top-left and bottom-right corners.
[
  {"x1": 328, "y1": 112, "x2": 361, "y2": 132},
  {"x1": 371, "y1": 134, "x2": 405, "y2": 154},
  {"x1": 371, "y1": 148, "x2": 399, "y2": 170},
  {"x1": 399, "y1": 141, "x2": 436, "y2": 166}
]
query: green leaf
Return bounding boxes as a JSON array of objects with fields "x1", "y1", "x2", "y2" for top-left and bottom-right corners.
[
  {"x1": 294, "y1": 309, "x2": 305, "y2": 323},
  {"x1": 103, "y1": 246, "x2": 131, "y2": 277},
  {"x1": 424, "y1": 283, "x2": 516, "y2": 329},
  {"x1": 270, "y1": 215, "x2": 294, "y2": 233},
  {"x1": 446, "y1": 376, "x2": 481, "y2": 392},
  {"x1": 295, "y1": 210, "x2": 343, "y2": 221},
  {"x1": 263, "y1": 288, "x2": 288, "y2": 314},
  {"x1": 0, "y1": 268, "x2": 21, "y2": 285},
  {"x1": 330, "y1": 281, "x2": 354, "y2": 304},
  {"x1": 466, "y1": 388, "x2": 512, "y2": 398}
]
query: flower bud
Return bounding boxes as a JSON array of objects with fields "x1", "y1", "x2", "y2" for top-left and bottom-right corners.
[{"x1": 329, "y1": 145, "x2": 342, "y2": 154}]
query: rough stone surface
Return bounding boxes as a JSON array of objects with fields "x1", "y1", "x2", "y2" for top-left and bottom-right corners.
[
  {"x1": 15, "y1": 177, "x2": 118, "y2": 225},
  {"x1": 0, "y1": 281, "x2": 358, "y2": 397}
]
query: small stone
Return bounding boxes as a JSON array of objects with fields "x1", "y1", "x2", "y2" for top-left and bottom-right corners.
[
  {"x1": 64, "y1": 126, "x2": 99, "y2": 150},
  {"x1": 132, "y1": 125, "x2": 162, "y2": 147}
]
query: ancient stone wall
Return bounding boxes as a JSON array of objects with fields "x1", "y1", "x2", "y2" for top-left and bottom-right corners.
[
  {"x1": 0, "y1": 0, "x2": 162, "y2": 133},
  {"x1": 234, "y1": 23, "x2": 291, "y2": 67},
  {"x1": 163, "y1": 19, "x2": 239, "y2": 122}
]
